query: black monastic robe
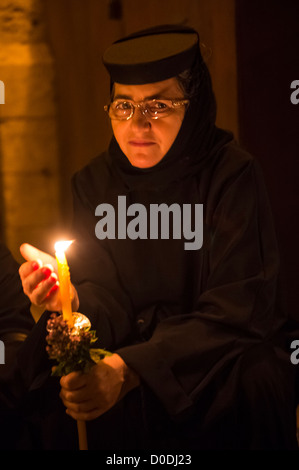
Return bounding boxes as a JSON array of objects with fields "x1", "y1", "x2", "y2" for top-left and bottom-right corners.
[
  {"x1": 15, "y1": 60, "x2": 298, "y2": 449},
  {"x1": 66, "y1": 136, "x2": 297, "y2": 450}
]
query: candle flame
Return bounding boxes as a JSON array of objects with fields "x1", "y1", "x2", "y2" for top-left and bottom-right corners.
[{"x1": 55, "y1": 240, "x2": 74, "y2": 253}]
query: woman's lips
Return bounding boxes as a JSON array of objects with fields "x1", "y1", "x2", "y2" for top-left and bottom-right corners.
[{"x1": 128, "y1": 140, "x2": 156, "y2": 147}]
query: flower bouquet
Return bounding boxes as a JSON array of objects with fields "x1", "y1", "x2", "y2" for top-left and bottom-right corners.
[{"x1": 46, "y1": 312, "x2": 111, "y2": 449}]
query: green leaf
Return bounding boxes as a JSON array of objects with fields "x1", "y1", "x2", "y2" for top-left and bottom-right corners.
[{"x1": 90, "y1": 348, "x2": 113, "y2": 363}]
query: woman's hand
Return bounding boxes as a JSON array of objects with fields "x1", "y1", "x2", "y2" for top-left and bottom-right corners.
[
  {"x1": 59, "y1": 354, "x2": 140, "y2": 421},
  {"x1": 19, "y1": 243, "x2": 79, "y2": 312}
]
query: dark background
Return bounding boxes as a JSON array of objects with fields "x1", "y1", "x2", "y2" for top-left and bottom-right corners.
[{"x1": 236, "y1": 0, "x2": 299, "y2": 322}]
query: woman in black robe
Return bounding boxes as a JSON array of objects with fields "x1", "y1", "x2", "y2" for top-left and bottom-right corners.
[{"x1": 19, "y1": 25, "x2": 298, "y2": 450}]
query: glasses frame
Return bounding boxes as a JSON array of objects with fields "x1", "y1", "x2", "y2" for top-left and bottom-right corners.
[{"x1": 104, "y1": 98, "x2": 190, "y2": 121}]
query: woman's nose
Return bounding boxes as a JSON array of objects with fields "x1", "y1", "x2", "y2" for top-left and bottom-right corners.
[{"x1": 131, "y1": 106, "x2": 151, "y2": 128}]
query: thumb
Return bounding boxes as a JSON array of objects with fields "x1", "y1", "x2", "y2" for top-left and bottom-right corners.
[{"x1": 20, "y1": 243, "x2": 57, "y2": 269}]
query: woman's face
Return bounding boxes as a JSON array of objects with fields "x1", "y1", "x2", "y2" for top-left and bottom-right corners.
[{"x1": 111, "y1": 78, "x2": 186, "y2": 168}]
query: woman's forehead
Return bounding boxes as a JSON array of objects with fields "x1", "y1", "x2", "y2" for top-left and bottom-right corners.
[{"x1": 113, "y1": 78, "x2": 182, "y2": 100}]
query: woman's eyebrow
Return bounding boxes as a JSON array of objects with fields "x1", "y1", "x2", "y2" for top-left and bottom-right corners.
[
  {"x1": 113, "y1": 91, "x2": 173, "y2": 101},
  {"x1": 113, "y1": 94, "x2": 132, "y2": 100}
]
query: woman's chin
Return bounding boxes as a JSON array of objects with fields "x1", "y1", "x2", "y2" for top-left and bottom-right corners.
[{"x1": 126, "y1": 152, "x2": 164, "y2": 169}]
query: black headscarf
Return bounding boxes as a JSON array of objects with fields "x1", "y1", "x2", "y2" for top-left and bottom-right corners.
[{"x1": 104, "y1": 26, "x2": 233, "y2": 190}]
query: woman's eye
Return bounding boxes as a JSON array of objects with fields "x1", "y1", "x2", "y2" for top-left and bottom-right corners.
[
  {"x1": 149, "y1": 101, "x2": 170, "y2": 112},
  {"x1": 115, "y1": 101, "x2": 132, "y2": 110},
  {"x1": 153, "y1": 101, "x2": 167, "y2": 109}
]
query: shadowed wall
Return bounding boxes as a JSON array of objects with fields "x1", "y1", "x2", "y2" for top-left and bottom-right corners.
[{"x1": 236, "y1": 0, "x2": 299, "y2": 323}]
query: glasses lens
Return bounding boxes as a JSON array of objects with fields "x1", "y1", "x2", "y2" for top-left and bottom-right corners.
[
  {"x1": 110, "y1": 101, "x2": 133, "y2": 120},
  {"x1": 145, "y1": 100, "x2": 173, "y2": 118}
]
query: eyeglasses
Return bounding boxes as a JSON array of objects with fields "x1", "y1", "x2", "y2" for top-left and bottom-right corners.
[{"x1": 104, "y1": 98, "x2": 189, "y2": 120}]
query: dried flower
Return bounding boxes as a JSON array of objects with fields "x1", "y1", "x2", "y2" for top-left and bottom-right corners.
[{"x1": 46, "y1": 313, "x2": 111, "y2": 376}]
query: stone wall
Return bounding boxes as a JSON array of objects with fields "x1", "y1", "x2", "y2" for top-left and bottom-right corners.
[{"x1": 0, "y1": 0, "x2": 61, "y2": 261}]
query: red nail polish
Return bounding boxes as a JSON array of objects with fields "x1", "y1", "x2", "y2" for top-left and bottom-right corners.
[
  {"x1": 49, "y1": 274, "x2": 57, "y2": 283},
  {"x1": 41, "y1": 267, "x2": 51, "y2": 279},
  {"x1": 32, "y1": 261, "x2": 39, "y2": 270}
]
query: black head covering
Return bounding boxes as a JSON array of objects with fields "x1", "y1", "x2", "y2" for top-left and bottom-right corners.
[
  {"x1": 103, "y1": 24, "x2": 199, "y2": 85},
  {"x1": 103, "y1": 25, "x2": 233, "y2": 190}
]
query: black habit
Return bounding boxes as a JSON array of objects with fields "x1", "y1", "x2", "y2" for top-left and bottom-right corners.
[
  {"x1": 64, "y1": 60, "x2": 297, "y2": 448},
  {"x1": 14, "y1": 29, "x2": 298, "y2": 449}
]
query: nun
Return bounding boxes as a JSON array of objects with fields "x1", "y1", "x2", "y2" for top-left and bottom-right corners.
[{"x1": 19, "y1": 25, "x2": 297, "y2": 450}]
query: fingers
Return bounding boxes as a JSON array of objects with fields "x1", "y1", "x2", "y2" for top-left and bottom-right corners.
[
  {"x1": 59, "y1": 360, "x2": 127, "y2": 421},
  {"x1": 20, "y1": 243, "x2": 44, "y2": 262},
  {"x1": 19, "y1": 243, "x2": 61, "y2": 309},
  {"x1": 60, "y1": 371, "x2": 86, "y2": 390},
  {"x1": 19, "y1": 261, "x2": 59, "y2": 307},
  {"x1": 31, "y1": 271, "x2": 59, "y2": 306},
  {"x1": 20, "y1": 243, "x2": 57, "y2": 270},
  {"x1": 60, "y1": 372, "x2": 101, "y2": 420},
  {"x1": 60, "y1": 387, "x2": 92, "y2": 409},
  {"x1": 19, "y1": 259, "x2": 42, "y2": 280},
  {"x1": 60, "y1": 386, "x2": 103, "y2": 421},
  {"x1": 20, "y1": 264, "x2": 51, "y2": 292},
  {"x1": 21, "y1": 264, "x2": 56, "y2": 296}
]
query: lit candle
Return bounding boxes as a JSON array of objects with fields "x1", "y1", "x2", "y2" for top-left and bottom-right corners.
[{"x1": 54, "y1": 240, "x2": 74, "y2": 326}]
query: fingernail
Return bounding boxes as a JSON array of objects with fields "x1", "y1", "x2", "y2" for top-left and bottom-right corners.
[
  {"x1": 49, "y1": 273, "x2": 58, "y2": 283},
  {"x1": 32, "y1": 261, "x2": 39, "y2": 270},
  {"x1": 41, "y1": 267, "x2": 51, "y2": 279},
  {"x1": 50, "y1": 283, "x2": 59, "y2": 293}
]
